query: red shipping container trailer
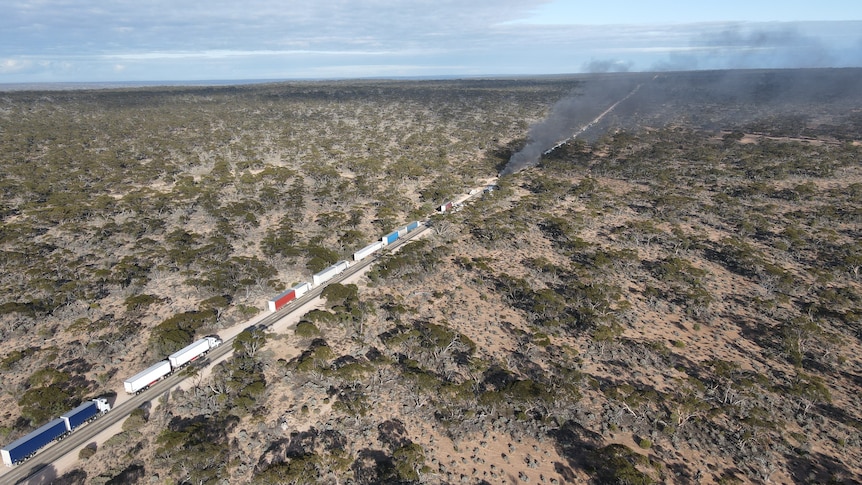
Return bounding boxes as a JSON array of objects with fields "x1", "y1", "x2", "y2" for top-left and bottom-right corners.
[{"x1": 268, "y1": 288, "x2": 297, "y2": 312}]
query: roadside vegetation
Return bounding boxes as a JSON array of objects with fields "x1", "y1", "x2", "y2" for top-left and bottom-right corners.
[{"x1": 2, "y1": 70, "x2": 861, "y2": 484}]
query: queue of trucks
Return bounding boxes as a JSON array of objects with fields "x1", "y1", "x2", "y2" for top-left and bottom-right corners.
[
  {"x1": 266, "y1": 220, "x2": 423, "y2": 312},
  {"x1": 1, "y1": 335, "x2": 223, "y2": 468},
  {"x1": 123, "y1": 336, "x2": 223, "y2": 394},
  {"x1": 2, "y1": 219, "x2": 428, "y2": 469},
  {"x1": 1, "y1": 336, "x2": 223, "y2": 467}
]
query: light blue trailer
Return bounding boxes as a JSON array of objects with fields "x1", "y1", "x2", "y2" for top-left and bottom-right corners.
[{"x1": 381, "y1": 231, "x2": 399, "y2": 245}]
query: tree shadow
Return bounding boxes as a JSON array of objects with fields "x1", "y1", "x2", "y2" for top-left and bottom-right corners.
[
  {"x1": 727, "y1": 312, "x2": 784, "y2": 360},
  {"x1": 784, "y1": 449, "x2": 860, "y2": 484},
  {"x1": 586, "y1": 372, "x2": 670, "y2": 429},
  {"x1": 257, "y1": 427, "x2": 347, "y2": 471},
  {"x1": 351, "y1": 448, "x2": 393, "y2": 485},
  {"x1": 15, "y1": 463, "x2": 57, "y2": 485},
  {"x1": 105, "y1": 463, "x2": 146, "y2": 485},
  {"x1": 816, "y1": 402, "x2": 862, "y2": 430},
  {"x1": 607, "y1": 336, "x2": 706, "y2": 382},
  {"x1": 53, "y1": 468, "x2": 87, "y2": 485},
  {"x1": 662, "y1": 459, "x2": 699, "y2": 484},
  {"x1": 378, "y1": 419, "x2": 411, "y2": 450},
  {"x1": 547, "y1": 419, "x2": 602, "y2": 478},
  {"x1": 839, "y1": 369, "x2": 862, "y2": 398},
  {"x1": 508, "y1": 350, "x2": 547, "y2": 382}
]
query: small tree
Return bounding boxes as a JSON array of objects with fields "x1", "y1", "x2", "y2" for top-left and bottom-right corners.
[
  {"x1": 790, "y1": 372, "x2": 831, "y2": 415},
  {"x1": 18, "y1": 386, "x2": 72, "y2": 426},
  {"x1": 122, "y1": 408, "x2": 148, "y2": 432},
  {"x1": 669, "y1": 377, "x2": 710, "y2": 428},
  {"x1": 295, "y1": 321, "x2": 321, "y2": 338},
  {"x1": 392, "y1": 443, "x2": 429, "y2": 482},
  {"x1": 234, "y1": 327, "x2": 267, "y2": 358},
  {"x1": 78, "y1": 444, "x2": 97, "y2": 460},
  {"x1": 782, "y1": 316, "x2": 822, "y2": 368},
  {"x1": 592, "y1": 323, "x2": 622, "y2": 357}
]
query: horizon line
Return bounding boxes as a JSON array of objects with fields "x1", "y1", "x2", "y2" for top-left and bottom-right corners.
[{"x1": 2, "y1": 66, "x2": 860, "y2": 92}]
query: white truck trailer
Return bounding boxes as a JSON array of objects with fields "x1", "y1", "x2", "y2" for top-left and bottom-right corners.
[
  {"x1": 292, "y1": 281, "x2": 312, "y2": 299},
  {"x1": 123, "y1": 360, "x2": 172, "y2": 394},
  {"x1": 353, "y1": 241, "x2": 384, "y2": 262},
  {"x1": 168, "y1": 336, "x2": 222, "y2": 369},
  {"x1": 312, "y1": 260, "x2": 350, "y2": 286}
]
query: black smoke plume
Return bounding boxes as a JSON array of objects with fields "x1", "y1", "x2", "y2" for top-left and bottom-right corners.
[{"x1": 500, "y1": 75, "x2": 643, "y2": 176}]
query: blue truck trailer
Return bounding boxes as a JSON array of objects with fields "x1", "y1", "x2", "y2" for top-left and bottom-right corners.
[
  {"x1": 381, "y1": 231, "x2": 399, "y2": 245},
  {"x1": 1, "y1": 418, "x2": 67, "y2": 467},
  {"x1": 60, "y1": 398, "x2": 111, "y2": 432},
  {"x1": 2, "y1": 398, "x2": 110, "y2": 467}
]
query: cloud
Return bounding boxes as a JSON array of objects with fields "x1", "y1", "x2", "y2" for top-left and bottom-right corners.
[
  {"x1": 101, "y1": 48, "x2": 433, "y2": 61},
  {"x1": 0, "y1": 0, "x2": 555, "y2": 81},
  {"x1": 0, "y1": 1, "x2": 860, "y2": 82},
  {"x1": 1, "y1": 0, "x2": 548, "y2": 54},
  {"x1": 285, "y1": 63, "x2": 472, "y2": 79},
  {"x1": 0, "y1": 58, "x2": 31, "y2": 73}
]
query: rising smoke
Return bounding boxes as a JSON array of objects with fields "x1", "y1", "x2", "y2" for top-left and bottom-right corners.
[
  {"x1": 654, "y1": 25, "x2": 839, "y2": 72},
  {"x1": 500, "y1": 75, "x2": 643, "y2": 176},
  {"x1": 583, "y1": 58, "x2": 632, "y2": 73},
  {"x1": 500, "y1": 24, "x2": 862, "y2": 177}
]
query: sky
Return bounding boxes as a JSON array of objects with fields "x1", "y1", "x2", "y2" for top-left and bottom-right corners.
[{"x1": 1, "y1": 0, "x2": 861, "y2": 84}]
